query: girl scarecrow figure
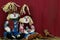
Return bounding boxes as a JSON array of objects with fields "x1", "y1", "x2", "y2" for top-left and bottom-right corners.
[
  {"x1": 19, "y1": 4, "x2": 35, "y2": 39},
  {"x1": 3, "y1": 2, "x2": 20, "y2": 39}
]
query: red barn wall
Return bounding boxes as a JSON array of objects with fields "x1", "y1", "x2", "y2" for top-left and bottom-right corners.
[{"x1": 0, "y1": 0, "x2": 60, "y2": 37}]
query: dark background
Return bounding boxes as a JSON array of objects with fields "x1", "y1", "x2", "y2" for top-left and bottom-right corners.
[{"x1": 0, "y1": 0, "x2": 60, "y2": 37}]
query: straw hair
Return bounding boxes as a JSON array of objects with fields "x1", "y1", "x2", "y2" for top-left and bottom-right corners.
[
  {"x1": 2, "y1": 2, "x2": 18, "y2": 12},
  {"x1": 19, "y1": 16, "x2": 33, "y2": 25},
  {"x1": 20, "y1": 4, "x2": 31, "y2": 15}
]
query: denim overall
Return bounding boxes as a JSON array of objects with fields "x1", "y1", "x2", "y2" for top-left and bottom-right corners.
[{"x1": 4, "y1": 19, "x2": 19, "y2": 39}]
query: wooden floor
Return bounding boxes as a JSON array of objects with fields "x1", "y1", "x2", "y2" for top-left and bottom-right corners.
[{"x1": 0, "y1": 38, "x2": 60, "y2": 40}]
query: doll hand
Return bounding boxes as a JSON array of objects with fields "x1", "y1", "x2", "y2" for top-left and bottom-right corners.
[
  {"x1": 17, "y1": 35, "x2": 20, "y2": 38},
  {"x1": 12, "y1": 35, "x2": 16, "y2": 38},
  {"x1": 24, "y1": 30, "x2": 28, "y2": 34},
  {"x1": 5, "y1": 27, "x2": 11, "y2": 32}
]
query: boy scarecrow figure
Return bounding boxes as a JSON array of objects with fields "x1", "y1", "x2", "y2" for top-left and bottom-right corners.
[{"x1": 3, "y1": 2, "x2": 20, "y2": 39}]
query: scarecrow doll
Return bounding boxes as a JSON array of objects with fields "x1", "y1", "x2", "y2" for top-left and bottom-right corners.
[
  {"x1": 19, "y1": 4, "x2": 35, "y2": 39},
  {"x1": 2, "y1": 2, "x2": 20, "y2": 39}
]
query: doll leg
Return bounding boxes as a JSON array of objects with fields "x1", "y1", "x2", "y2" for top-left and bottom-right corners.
[
  {"x1": 4, "y1": 31, "x2": 12, "y2": 39},
  {"x1": 23, "y1": 32, "x2": 35, "y2": 38},
  {"x1": 24, "y1": 33, "x2": 29, "y2": 38},
  {"x1": 4, "y1": 32, "x2": 8, "y2": 40},
  {"x1": 4, "y1": 32, "x2": 7, "y2": 39},
  {"x1": 29, "y1": 32, "x2": 35, "y2": 34}
]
